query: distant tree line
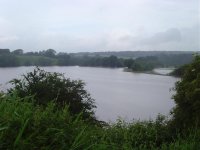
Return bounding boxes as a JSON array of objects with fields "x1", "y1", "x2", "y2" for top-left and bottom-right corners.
[
  {"x1": 0, "y1": 49, "x2": 194, "y2": 71},
  {"x1": 70, "y1": 50, "x2": 196, "y2": 58}
]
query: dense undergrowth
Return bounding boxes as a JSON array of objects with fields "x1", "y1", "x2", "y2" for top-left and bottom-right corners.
[{"x1": 0, "y1": 93, "x2": 199, "y2": 150}]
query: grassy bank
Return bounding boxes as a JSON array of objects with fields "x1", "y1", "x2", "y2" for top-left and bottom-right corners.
[{"x1": 0, "y1": 93, "x2": 199, "y2": 150}]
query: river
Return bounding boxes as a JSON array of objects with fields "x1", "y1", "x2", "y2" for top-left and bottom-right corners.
[{"x1": 0, "y1": 66, "x2": 178, "y2": 122}]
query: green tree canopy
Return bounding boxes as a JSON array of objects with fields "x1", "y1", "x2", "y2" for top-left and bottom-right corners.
[{"x1": 172, "y1": 55, "x2": 200, "y2": 130}]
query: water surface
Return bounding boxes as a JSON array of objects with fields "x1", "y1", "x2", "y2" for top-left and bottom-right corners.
[
  {"x1": 0, "y1": 66, "x2": 178, "y2": 122},
  {"x1": 153, "y1": 68, "x2": 174, "y2": 75}
]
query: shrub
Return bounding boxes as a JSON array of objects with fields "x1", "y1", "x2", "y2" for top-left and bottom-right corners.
[{"x1": 8, "y1": 67, "x2": 96, "y2": 119}]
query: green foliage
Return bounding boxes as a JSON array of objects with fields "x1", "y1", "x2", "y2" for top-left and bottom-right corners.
[
  {"x1": 0, "y1": 94, "x2": 96, "y2": 150},
  {"x1": 0, "y1": 54, "x2": 20, "y2": 67},
  {"x1": 39, "y1": 49, "x2": 56, "y2": 57},
  {"x1": 35, "y1": 56, "x2": 56, "y2": 66},
  {"x1": 101, "y1": 55, "x2": 123, "y2": 67},
  {"x1": 9, "y1": 67, "x2": 96, "y2": 119},
  {"x1": 123, "y1": 58, "x2": 134, "y2": 68},
  {"x1": 99, "y1": 116, "x2": 170, "y2": 149},
  {"x1": 71, "y1": 51, "x2": 194, "y2": 67},
  {"x1": 0, "y1": 94, "x2": 199, "y2": 149},
  {"x1": 171, "y1": 55, "x2": 200, "y2": 130},
  {"x1": 130, "y1": 56, "x2": 162, "y2": 72},
  {"x1": 158, "y1": 54, "x2": 193, "y2": 67},
  {"x1": 170, "y1": 64, "x2": 188, "y2": 77},
  {"x1": 58, "y1": 55, "x2": 123, "y2": 67},
  {"x1": 0, "y1": 49, "x2": 195, "y2": 70},
  {"x1": 57, "y1": 53, "x2": 71, "y2": 66},
  {"x1": 16, "y1": 55, "x2": 57, "y2": 66}
]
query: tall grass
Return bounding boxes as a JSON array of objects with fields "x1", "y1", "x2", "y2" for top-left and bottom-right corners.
[{"x1": 0, "y1": 93, "x2": 199, "y2": 149}]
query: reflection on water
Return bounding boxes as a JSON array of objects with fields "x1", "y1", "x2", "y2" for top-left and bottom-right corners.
[
  {"x1": 153, "y1": 68, "x2": 174, "y2": 75},
  {"x1": 0, "y1": 66, "x2": 178, "y2": 122}
]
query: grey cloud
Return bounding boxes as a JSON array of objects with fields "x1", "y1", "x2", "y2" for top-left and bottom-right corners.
[
  {"x1": 0, "y1": 0, "x2": 198, "y2": 52},
  {"x1": 142, "y1": 28, "x2": 182, "y2": 45},
  {"x1": 136, "y1": 26, "x2": 199, "y2": 51},
  {"x1": 0, "y1": 35, "x2": 19, "y2": 43},
  {"x1": 0, "y1": 26, "x2": 198, "y2": 52},
  {"x1": 104, "y1": 26, "x2": 199, "y2": 51}
]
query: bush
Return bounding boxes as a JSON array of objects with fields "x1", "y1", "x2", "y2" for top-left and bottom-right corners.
[{"x1": 8, "y1": 67, "x2": 96, "y2": 119}]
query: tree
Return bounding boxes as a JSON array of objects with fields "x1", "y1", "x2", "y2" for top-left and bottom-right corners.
[
  {"x1": 130, "y1": 56, "x2": 162, "y2": 71},
  {"x1": 12, "y1": 49, "x2": 23, "y2": 55},
  {"x1": 171, "y1": 55, "x2": 200, "y2": 130},
  {"x1": 0, "y1": 49, "x2": 10, "y2": 55},
  {"x1": 102, "y1": 55, "x2": 123, "y2": 67},
  {"x1": 9, "y1": 67, "x2": 96, "y2": 119},
  {"x1": 44, "y1": 49, "x2": 56, "y2": 57},
  {"x1": 123, "y1": 58, "x2": 134, "y2": 68}
]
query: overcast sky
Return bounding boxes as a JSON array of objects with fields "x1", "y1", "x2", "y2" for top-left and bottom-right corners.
[{"x1": 0, "y1": 0, "x2": 199, "y2": 52}]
